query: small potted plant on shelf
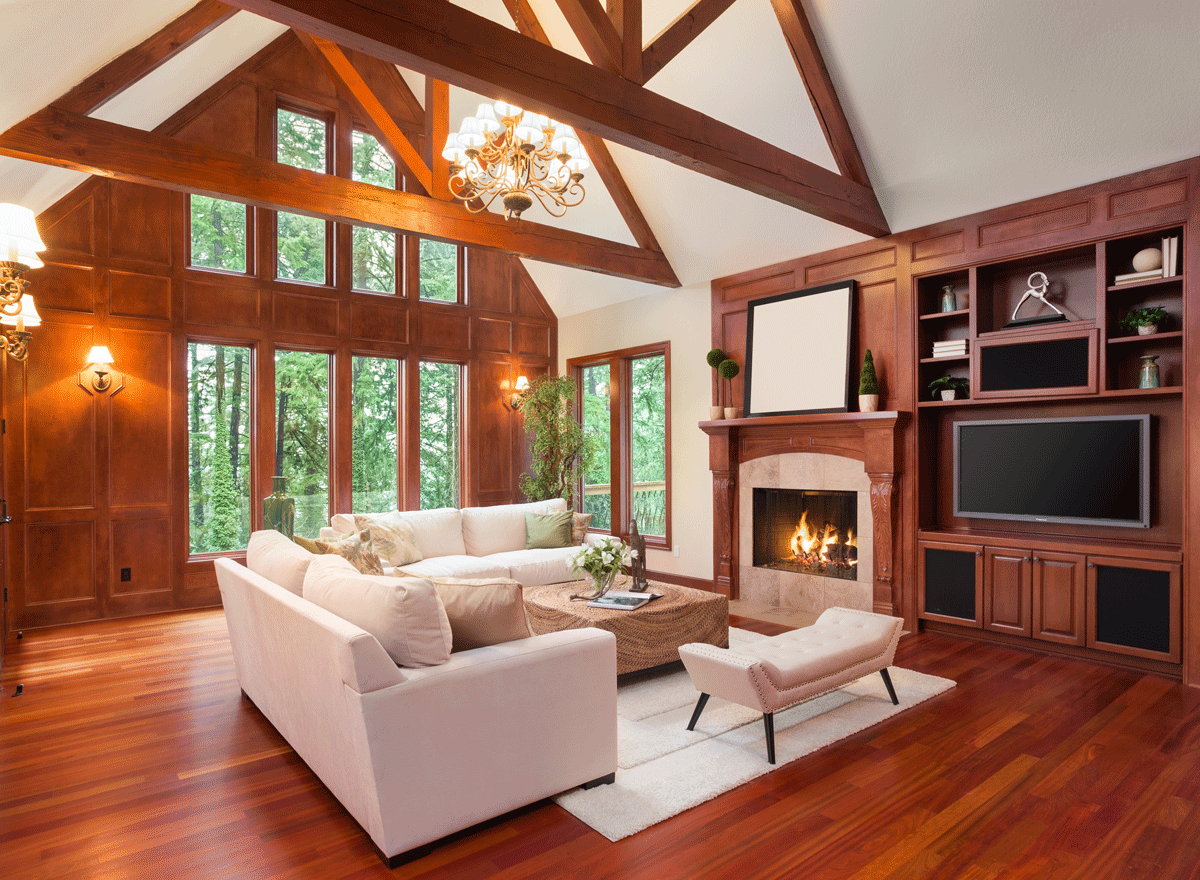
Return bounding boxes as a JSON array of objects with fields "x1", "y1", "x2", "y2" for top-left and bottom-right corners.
[
  {"x1": 1119, "y1": 306, "x2": 1168, "y2": 336},
  {"x1": 718, "y1": 357, "x2": 741, "y2": 419},
  {"x1": 928, "y1": 374, "x2": 969, "y2": 401},
  {"x1": 858, "y1": 349, "x2": 880, "y2": 412},
  {"x1": 706, "y1": 348, "x2": 726, "y2": 419}
]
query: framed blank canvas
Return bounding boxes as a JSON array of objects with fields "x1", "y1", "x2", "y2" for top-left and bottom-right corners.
[{"x1": 743, "y1": 280, "x2": 855, "y2": 417}]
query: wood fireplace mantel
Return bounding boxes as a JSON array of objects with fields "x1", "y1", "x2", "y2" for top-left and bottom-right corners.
[{"x1": 700, "y1": 411, "x2": 907, "y2": 614}]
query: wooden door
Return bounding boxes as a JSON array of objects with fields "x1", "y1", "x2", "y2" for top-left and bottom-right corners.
[
  {"x1": 918, "y1": 540, "x2": 983, "y2": 628},
  {"x1": 1032, "y1": 551, "x2": 1086, "y2": 646},
  {"x1": 984, "y1": 547, "x2": 1032, "y2": 637}
]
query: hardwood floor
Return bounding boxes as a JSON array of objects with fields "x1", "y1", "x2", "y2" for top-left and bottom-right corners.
[{"x1": 3, "y1": 609, "x2": 1200, "y2": 879}]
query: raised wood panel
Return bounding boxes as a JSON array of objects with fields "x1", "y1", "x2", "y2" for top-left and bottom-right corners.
[
  {"x1": 978, "y1": 201, "x2": 1090, "y2": 248},
  {"x1": 419, "y1": 306, "x2": 471, "y2": 350},
  {"x1": 109, "y1": 328, "x2": 171, "y2": 508},
  {"x1": 805, "y1": 245, "x2": 895, "y2": 285},
  {"x1": 472, "y1": 360, "x2": 514, "y2": 495},
  {"x1": 31, "y1": 262, "x2": 96, "y2": 314},
  {"x1": 108, "y1": 180, "x2": 172, "y2": 264},
  {"x1": 110, "y1": 518, "x2": 172, "y2": 596},
  {"x1": 24, "y1": 321, "x2": 96, "y2": 511},
  {"x1": 24, "y1": 521, "x2": 96, "y2": 604},
  {"x1": 857, "y1": 280, "x2": 896, "y2": 401},
  {"x1": 473, "y1": 317, "x2": 512, "y2": 353},
  {"x1": 40, "y1": 193, "x2": 97, "y2": 257},
  {"x1": 719, "y1": 310, "x2": 747, "y2": 404},
  {"x1": 185, "y1": 279, "x2": 260, "y2": 328},
  {"x1": 1108, "y1": 177, "x2": 1188, "y2": 219},
  {"x1": 350, "y1": 299, "x2": 408, "y2": 344},
  {"x1": 109, "y1": 270, "x2": 171, "y2": 320},
  {"x1": 720, "y1": 269, "x2": 796, "y2": 304},
  {"x1": 257, "y1": 35, "x2": 338, "y2": 99},
  {"x1": 1032, "y1": 551, "x2": 1086, "y2": 647},
  {"x1": 911, "y1": 229, "x2": 964, "y2": 263},
  {"x1": 516, "y1": 271, "x2": 550, "y2": 319},
  {"x1": 984, "y1": 547, "x2": 1032, "y2": 637},
  {"x1": 515, "y1": 323, "x2": 549, "y2": 358},
  {"x1": 171, "y1": 82, "x2": 259, "y2": 155},
  {"x1": 468, "y1": 249, "x2": 514, "y2": 313},
  {"x1": 273, "y1": 290, "x2": 339, "y2": 337}
]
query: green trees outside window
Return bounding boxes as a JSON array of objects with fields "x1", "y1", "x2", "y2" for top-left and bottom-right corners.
[
  {"x1": 352, "y1": 130, "x2": 397, "y2": 293},
  {"x1": 190, "y1": 196, "x2": 247, "y2": 272},
  {"x1": 353, "y1": 356, "x2": 399, "y2": 512},
  {"x1": 276, "y1": 107, "x2": 328, "y2": 284},
  {"x1": 188, "y1": 343, "x2": 251, "y2": 553},
  {"x1": 581, "y1": 364, "x2": 612, "y2": 529},
  {"x1": 629, "y1": 354, "x2": 667, "y2": 536},
  {"x1": 275, "y1": 350, "x2": 330, "y2": 537},
  {"x1": 419, "y1": 239, "x2": 459, "y2": 301},
  {"x1": 419, "y1": 361, "x2": 462, "y2": 509}
]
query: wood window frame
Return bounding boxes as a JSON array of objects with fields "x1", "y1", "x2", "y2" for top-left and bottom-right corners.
[
  {"x1": 273, "y1": 99, "x2": 335, "y2": 288},
  {"x1": 410, "y1": 238, "x2": 468, "y2": 305},
  {"x1": 348, "y1": 126, "x2": 404, "y2": 296},
  {"x1": 568, "y1": 341, "x2": 671, "y2": 551},
  {"x1": 185, "y1": 194, "x2": 256, "y2": 278},
  {"x1": 342, "y1": 350, "x2": 406, "y2": 514},
  {"x1": 270, "y1": 343, "x2": 337, "y2": 533},
  {"x1": 409, "y1": 357, "x2": 468, "y2": 510}
]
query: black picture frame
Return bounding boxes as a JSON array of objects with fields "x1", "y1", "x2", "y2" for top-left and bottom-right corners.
[{"x1": 743, "y1": 280, "x2": 855, "y2": 417}]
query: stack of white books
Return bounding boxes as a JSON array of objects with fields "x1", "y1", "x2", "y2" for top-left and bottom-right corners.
[
  {"x1": 1114, "y1": 235, "x2": 1180, "y2": 285},
  {"x1": 931, "y1": 339, "x2": 968, "y2": 358}
]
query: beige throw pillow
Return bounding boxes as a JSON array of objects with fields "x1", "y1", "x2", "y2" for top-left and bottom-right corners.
[
  {"x1": 426, "y1": 576, "x2": 531, "y2": 651},
  {"x1": 303, "y1": 556, "x2": 452, "y2": 667},
  {"x1": 351, "y1": 511, "x2": 423, "y2": 567},
  {"x1": 570, "y1": 511, "x2": 594, "y2": 544},
  {"x1": 293, "y1": 530, "x2": 385, "y2": 576},
  {"x1": 525, "y1": 510, "x2": 574, "y2": 549}
]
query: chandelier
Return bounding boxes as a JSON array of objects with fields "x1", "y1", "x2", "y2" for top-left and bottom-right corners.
[
  {"x1": 442, "y1": 101, "x2": 589, "y2": 220},
  {"x1": 0, "y1": 203, "x2": 45, "y2": 361}
]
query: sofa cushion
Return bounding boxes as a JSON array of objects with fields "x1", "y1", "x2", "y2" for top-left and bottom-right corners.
[
  {"x1": 247, "y1": 529, "x2": 316, "y2": 595},
  {"x1": 571, "y1": 511, "x2": 594, "y2": 544},
  {"x1": 525, "y1": 510, "x2": 573, "y2": 549},
  {"x1": 350, "y1": 512, "x2": 423, "y2": 567},
  {"x1": 425, "y1": 576, "x2": 531, "y2": 651},
  {"x1": 303, "y1": 555, "x2": 452, "y2": 667},
  {"x1": 487, "y1": 547, "x2": 586, "y2": 587},
  {"x1": 295, "y1": 530, "x2": 385, "y2": 576},
  {"x1": 334, "y1": 507, "x2": 466, "y2": 559},
  {"x1": 397, "y1": 555, "x2": 510, "y2": 580},
  {"x1": 461, "y1": 498, "x2": 568, "y2": 557}
]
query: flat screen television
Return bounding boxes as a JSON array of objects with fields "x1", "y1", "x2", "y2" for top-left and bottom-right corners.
[{"x1": 953, "y1": 415, "x2": 1150, "y2": 529}]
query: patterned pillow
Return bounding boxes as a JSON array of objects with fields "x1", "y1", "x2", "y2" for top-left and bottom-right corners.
[
  {"x1": 571, "y1": 511, "x2": 594, "y2": 544},
  {"x1": 293, "y1": 530, "x2": 384, "y2": 576},
  {"x1": 351, "y1": 511, "x2": 423, "y2": 567}
]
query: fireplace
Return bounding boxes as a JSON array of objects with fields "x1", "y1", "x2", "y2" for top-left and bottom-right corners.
[{"x1": 752, "y1": 488, "x2": 858, "y2": 580}]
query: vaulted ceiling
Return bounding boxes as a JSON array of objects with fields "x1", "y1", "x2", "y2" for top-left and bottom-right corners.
[{"x1": 1, "y1": 0, "x2": 1199, "y2": 317}]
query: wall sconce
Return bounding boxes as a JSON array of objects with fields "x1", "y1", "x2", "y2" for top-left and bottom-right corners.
[
  {"x1": 508, "y1": 374, "x2": 531, "y2": 410},
  {"x1": 81, "y1": 345, "x2": 122, "y2": 395},
  {"x1": 0, "y1": 203, "x2": 46, "y2": 362}
]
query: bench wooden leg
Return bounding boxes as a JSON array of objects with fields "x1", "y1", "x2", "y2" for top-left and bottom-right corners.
[
  {"x1": 763, "y1": 712, "x2": 775, "y2": 764},
  {"x1": 686, "y1": 693, "x2": 710, "y2": 730},
  {"x1": 880, "y1": 667, "x2": 899, "y2": 705}
]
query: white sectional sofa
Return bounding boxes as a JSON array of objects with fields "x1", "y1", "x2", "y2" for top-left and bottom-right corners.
[
  {"x1": 216, "y1": 530, "x2": 617, "y2": 865},
  {"x1": 325, "y1": 498, "x2": 592, "y2": 585}
]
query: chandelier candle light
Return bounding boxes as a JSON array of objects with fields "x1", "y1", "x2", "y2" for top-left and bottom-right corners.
[
  {"x1": 443, "y1": 101, "x2": 589, "y2": 220},
  {"x1": 0, "y1": 203, "x2": 46, "y2": 361}
]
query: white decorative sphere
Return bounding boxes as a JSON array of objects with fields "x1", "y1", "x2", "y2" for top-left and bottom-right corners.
[{"x1": 1132, "y1": 247, "x2": 1163, "y2": 272}]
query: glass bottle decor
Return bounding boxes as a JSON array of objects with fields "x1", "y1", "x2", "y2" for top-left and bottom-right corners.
[
  {"x1": 263, "y1": 475, "x2": 296, "y2": 538},
  {"x1": 940, "y1": 284, "x2": 957, "y2": 313},
  {"x1": 1138, "y1": 355, "x2": 1160, "y2": 389}
]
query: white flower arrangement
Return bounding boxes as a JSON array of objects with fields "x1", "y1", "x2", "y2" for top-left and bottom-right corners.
[{"x1": 567, "y1": 536, "x2": 633, "y2": 595}]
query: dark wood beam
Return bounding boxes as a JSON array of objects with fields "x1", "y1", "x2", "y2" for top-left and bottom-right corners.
[
  {"x1": 424, "y1": 78, "x2": 451, "y2": 201},
  {"x1": 501, "y1": 0, "x2": 666, "y2": 255},
  {"x1": 768, "y1": 0, "x2": 872, "y2": 188},
  {"x1": 53, "y1": 0, "x2": 238, "y2": 116},
  {"x1": 0, "y1": 107, "x2": 679, "y2": 287},
  {"x1": 294, "y1": 31, "x2": 433, "y2": 194},
  {"x1": 609, "y1": 0, "x2": 643, "y2": 83},
  {"x1": 553, "y1": 0, "x2": 622, "y2": 74},
  {"x1": 221, "y1": 0, "x2": 889, "y2": 237},
  {"x1": 641, "y1": 0, "x2": 737, "y2": 83},
  {"x1": 344, "y1": 48, "x2": 424, "y2": 129}
]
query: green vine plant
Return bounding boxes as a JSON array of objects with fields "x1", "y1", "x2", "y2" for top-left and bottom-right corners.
[{"x1": 517, "y1": 375, "x2": 597, "y2": 509}]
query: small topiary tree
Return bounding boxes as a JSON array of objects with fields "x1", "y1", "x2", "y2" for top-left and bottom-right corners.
[
  {"x1": 859, "y1": 349, "x2": 879, "y2": 395},
  {"x1": 517, "y1": 375, "x2": 597, "y2": 509},
  {"x1": 706, "y1": 347, "x2": 726, "y2": 406},
  {"x1": 717, "y1": 358, "x2": 740, "y2": 410}
]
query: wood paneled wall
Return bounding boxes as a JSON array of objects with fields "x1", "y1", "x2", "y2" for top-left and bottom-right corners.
[{"x1": 4, "y1": 35, "x2": 556, "y2": 631}]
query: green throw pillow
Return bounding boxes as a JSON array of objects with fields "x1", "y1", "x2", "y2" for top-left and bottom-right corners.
[{"x1": 525, "y1": 510, "x2": 574, "y2": 549}]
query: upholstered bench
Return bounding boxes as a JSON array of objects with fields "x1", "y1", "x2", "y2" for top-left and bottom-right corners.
[{"x1": 678, "y1": 607, "x2": 903, "y2": 763}]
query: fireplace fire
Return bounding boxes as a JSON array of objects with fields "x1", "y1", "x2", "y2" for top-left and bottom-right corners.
[{"x1": 752, "y1": 488, "x2": 858, "y2": 581}]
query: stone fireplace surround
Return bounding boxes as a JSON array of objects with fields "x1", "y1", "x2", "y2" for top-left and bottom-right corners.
[{"x1": 700, "y1": 412, "x2": 905, "y2": 615}]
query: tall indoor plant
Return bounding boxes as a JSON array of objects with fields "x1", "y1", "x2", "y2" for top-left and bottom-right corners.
[{"x1": 517, "y1": 375, "x2": 596, "y2": 509}]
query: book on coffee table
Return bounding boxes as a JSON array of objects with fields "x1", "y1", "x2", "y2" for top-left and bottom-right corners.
[{"x1": 587, "y1": 590, "x2": 663, "y2": 610}]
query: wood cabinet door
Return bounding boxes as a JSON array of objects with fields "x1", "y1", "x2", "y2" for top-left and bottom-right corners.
[
  {"x1": 919, "y1": 540, "x2": 983, "y2": 628},
  {"x1": 1086, "y1": 556, "x2": 1180, "y2": 663},
  {"x1": 1032, "y1": 551, "x2": 1086, "y2": 646},
  {"x1": 984, "y1": 548, "x2": 1032, "y2": 637}
]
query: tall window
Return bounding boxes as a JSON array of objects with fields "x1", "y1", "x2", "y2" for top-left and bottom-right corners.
[
  {"x1": 276, "y1": 107, "x2": 329, "y2": 284},
  {"x1": 419, "y1": 239, "x2": 460, "y2": 301},
  {"x1": 351, "y1": 130, "x2": 398, "y2": 294},
  {"x1": 352, "y1": 355, "x2": 399, "y2": 511},
  {"x1": 275, "y1": 349, "x2": 330, "y2": 537},
  {"x1": 190, "y1": 196, "x2": 247, "y2": 272},
  {"x1": 570, "y1": 343, "x2": 671, "y2": 545},
  {"x1": 188, "y1": 342, "x2": 252, "y2": 553},
  {"x1": 419, "y1": 361, "x2": 462, "y2": 509}
]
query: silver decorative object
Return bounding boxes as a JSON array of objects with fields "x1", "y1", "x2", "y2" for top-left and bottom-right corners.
[{"x1": 1010, "y1": 271, "x2": 1065, "y2": 324}]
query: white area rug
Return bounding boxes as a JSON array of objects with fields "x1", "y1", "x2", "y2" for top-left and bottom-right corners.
[{"x1": 554, "y1": 628, "x2": 955, "y2": 841}]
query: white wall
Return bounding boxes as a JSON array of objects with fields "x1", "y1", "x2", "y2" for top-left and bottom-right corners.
[{"x1": 558, "y1": 282, "x2": 714, "y2": 580}]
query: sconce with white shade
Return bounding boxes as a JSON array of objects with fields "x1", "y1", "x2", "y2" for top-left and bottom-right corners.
[
  {"x1": 508, "y1": 375, "x2": 531, "y2": 410},
  {"x1": 0, "y1": 203, "x2": 46, "y2": 361},
  {"x1": 79, "y1": 344, "x2": 121, "y2": 395}
]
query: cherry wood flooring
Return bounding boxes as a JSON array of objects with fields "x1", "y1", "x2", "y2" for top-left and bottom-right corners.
[{"x1": 3, "y1": 609, "x2": 1200, "y2": 879}]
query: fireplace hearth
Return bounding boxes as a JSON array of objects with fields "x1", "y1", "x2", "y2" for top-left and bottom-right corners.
[{"x1": 752, "y1": 488, "x2": 858, "y2": 581}]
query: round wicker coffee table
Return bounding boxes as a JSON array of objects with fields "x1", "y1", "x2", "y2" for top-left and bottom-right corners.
[{"x1": 523, "y1": 580, "x2": 729, "y2": 674}]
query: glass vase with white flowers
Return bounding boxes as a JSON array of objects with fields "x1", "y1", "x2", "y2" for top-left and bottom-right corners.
[{"x1": 568, "y1": 536, "x2": 635, "y2": 598}]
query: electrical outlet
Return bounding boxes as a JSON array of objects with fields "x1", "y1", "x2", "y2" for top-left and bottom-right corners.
[
  {"x1": 120, "y1": 567, "x2": 131, "y2": 582},
  {"x1": 673, "y1": 545, "x2": 680, "y2": 557}
]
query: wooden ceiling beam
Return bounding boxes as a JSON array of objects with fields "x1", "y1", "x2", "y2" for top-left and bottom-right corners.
[
  {"x1": 424, "y1": 78, "x2": 451, "y2": 201},
  {"x1": 768, "y1": 0, "x2": 872, "y2": 188},
  {"x1": 641, "y1": 0, "x2": 737, "y2": 83},
  {"x1": 52, "y1": 0, "x2": 238, "y2": 116},
  {"x1": 222, "y1": 0, "x2": 889, "y2": 237},
  {"x1": 293, "y1": 31, "x2": 432, "y2": 194},
  {"x1": 0, "y1": 107, "x2": 679, "y2": 287},
  {"x1": 552, "y1": 0, "x2": 622, "y2": 74},
  {"x1": 608, "y1": 0, "x2": 643, "y2": 83}
]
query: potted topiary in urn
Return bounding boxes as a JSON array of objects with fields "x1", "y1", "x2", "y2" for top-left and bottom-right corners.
[
  {"x1": 858, "y1": 349, "x2": 880, "y2": 412},
  {"x1": 717, "y1": 358, "x2": 741, "y2": 419},
  {"x1": 706, "y1": 347, "x2": 726, "y2": 420}
]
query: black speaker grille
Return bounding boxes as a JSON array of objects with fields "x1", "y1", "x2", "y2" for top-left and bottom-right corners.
[
  {"x1": 1094, "y1": 565, "x2": 1171, "y2": 654},
  {"x1": 923, "y1": 547, "x2": 977, "y2": 621}
]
